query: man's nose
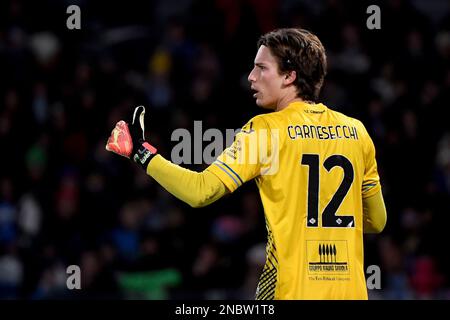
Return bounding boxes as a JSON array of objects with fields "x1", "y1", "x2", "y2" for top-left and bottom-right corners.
[{"x1": 248, "y1": 69, "x2": 256, "y2": 83}]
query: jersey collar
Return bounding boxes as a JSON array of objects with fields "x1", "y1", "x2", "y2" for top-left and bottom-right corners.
[{"x1": 285, "y1": 100, "x2": 327, "y2": 111}]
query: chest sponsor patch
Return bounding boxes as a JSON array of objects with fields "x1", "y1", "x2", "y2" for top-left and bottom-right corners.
[{"x1": 306, "y1": 240, "x2": 350, "y2": 275}]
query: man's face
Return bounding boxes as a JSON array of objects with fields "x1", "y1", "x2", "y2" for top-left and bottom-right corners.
[{"x1": 248, "y1": 45, "x2": 285, "y2": 109}]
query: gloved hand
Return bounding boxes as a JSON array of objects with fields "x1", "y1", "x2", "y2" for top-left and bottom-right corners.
[{"x1": 106, "y1": 106, "x2": 158, "y2": 170}]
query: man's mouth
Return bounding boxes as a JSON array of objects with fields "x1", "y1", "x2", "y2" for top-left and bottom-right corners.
[{"x1": 251, "y1": 87, "x2": 259, "y2": 98}]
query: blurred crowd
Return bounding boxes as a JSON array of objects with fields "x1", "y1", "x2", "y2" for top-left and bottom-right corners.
[{"x1": 0, "y1": 0, "x2": 450, "y2": 299}]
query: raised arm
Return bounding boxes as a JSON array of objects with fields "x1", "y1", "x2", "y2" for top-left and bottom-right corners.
[{"x1": 105, "y1": 106, "x2": 228, "y2": 208}]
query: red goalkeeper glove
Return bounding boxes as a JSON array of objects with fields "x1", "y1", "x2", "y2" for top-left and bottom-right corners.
[{"x1": 106, "y1": 106, "x2": 158, "y2": 170}]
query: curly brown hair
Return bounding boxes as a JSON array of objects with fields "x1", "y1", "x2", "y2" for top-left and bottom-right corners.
[{"x1": 257, "y1": 28, "x2": 327, "y2": 102}]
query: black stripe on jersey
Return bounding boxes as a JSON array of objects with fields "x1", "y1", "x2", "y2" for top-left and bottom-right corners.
[
  {"x1": 256, "y1": 269, "x2": 277, "y2": 300},
  {"x1": 258, "y1": 273, "x2": 278, "y2": 300},
  {"x1": 259, "y1": 282, "x2": 277, "y2": 300},
  {"x1": 259, "y1": 270, "x2": 277, "y2": 289},
  {"x1": 258, "y1": 266, "x2": 277, "y2": 284},
  {"x1": 268, "y1": 248, "x2": 278, "y2": 265},
  {"x1": 266, "y1": 221, "x2": 278, "y2": 264},
  {"x1": 256, "y1": 218, "x2": 278, "y2": 300}
]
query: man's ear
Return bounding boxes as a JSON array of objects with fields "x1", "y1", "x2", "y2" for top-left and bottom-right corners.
[{"x1": 284, "y1": 70, "x2": 297, "y2": 85}]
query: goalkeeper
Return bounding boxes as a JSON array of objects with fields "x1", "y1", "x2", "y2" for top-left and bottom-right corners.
[{"x1": 106, "y1": 28, "x2": 387, "y2": 300}]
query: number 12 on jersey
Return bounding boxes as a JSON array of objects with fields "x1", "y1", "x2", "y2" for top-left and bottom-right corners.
[{"x1": 301, "y1": 154, "x2": 355, "y2": 228}]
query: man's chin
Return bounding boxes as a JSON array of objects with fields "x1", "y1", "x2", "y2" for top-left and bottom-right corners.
[{"x1": 255, "y1": 99, "x2": 275, "y2": 110}]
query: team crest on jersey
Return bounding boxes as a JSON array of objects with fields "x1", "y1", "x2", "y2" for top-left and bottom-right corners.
[{"x1": 307, "y1": 241, "x2": 349, "y2": 276}]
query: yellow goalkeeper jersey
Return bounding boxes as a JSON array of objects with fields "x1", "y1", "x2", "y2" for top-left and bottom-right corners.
[{"x1": 207, "y1": 100, "x2": 381, "y2": 300}]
